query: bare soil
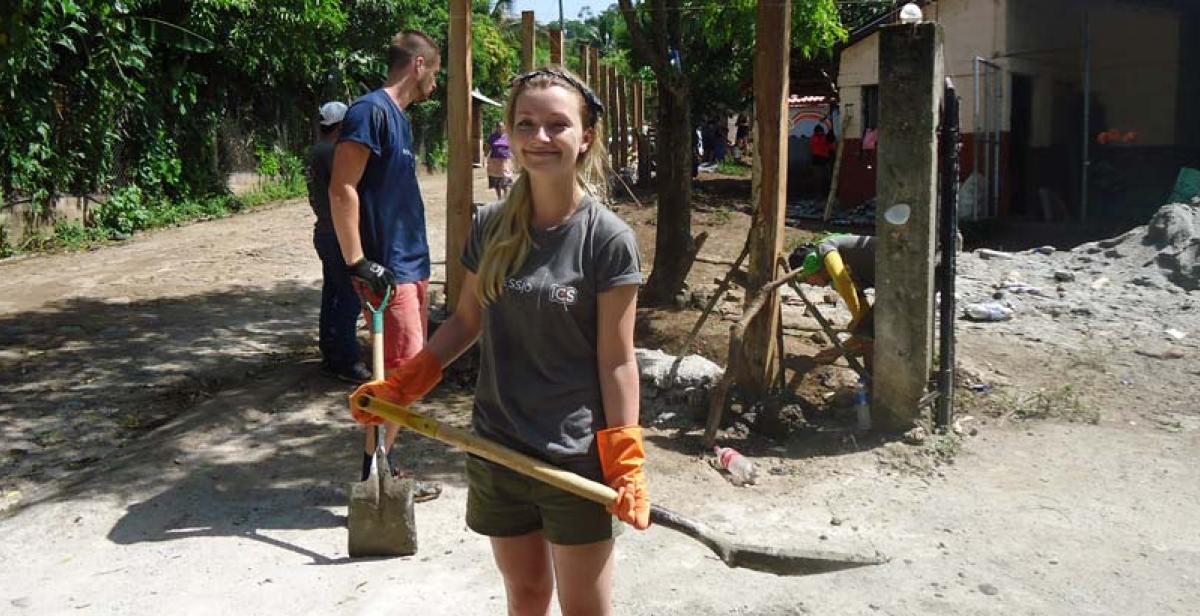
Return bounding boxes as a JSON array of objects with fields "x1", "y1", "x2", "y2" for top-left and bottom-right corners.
[{"x1": 1, "y1": 169, "x2": 1198, "y2": 615}]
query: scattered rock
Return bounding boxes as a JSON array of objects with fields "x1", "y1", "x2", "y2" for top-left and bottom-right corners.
[
  {"x1": 1053, "y1": 270, "x2": 1075, "y2": 282},
  {"x1": 1033, "y1": 245, "x2": 1056, "y2": 255},
  {"x1": 830, "y1": 516, "x2": 844, "y2": 526},
  {"x1": 976, "y1": 248, "x2": 1015, "y2": 260},
  {"x1": 978, "y1": 583, "x2": 999, "y2": 596},
  {"x1": 903, "y1": 426, "x2": 929, "y2": 445},
  {"x1": 1135, "y1": 349, "x2": 1186, "y2": 360}
]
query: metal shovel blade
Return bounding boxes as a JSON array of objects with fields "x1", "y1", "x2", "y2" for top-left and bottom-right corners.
[
  {"x1": 650, "y1": 505, "x2": 888, "y2": 576},
  {"x1": 347, "y1": 447, "x2": 417, "y2": 557}
]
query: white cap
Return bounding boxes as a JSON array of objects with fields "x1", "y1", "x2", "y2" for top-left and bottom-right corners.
[
  {"x1": 319, "y1": 101, "x2": 348, "y2": 126},
  {"x1": 899, "y1": 3, "x2": 923, "y2": 23}
]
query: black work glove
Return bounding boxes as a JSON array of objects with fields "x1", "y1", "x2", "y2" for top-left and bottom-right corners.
[{"x1": 347, "y1": 258, "x2": 395, "y2": 297}]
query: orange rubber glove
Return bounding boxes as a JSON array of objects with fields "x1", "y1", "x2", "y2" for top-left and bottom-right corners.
[
  {"x1": 349, "y1": 348, "x2": 442, "y2": 425},
  {"x1": 597, "y1": 425, "x2": 651, "y2": 530}
]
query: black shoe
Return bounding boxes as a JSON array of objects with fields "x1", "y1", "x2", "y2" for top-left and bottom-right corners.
[
  {"x1": 324, "y1": 361, "x2": 372, "y2": 384},
  {"x1": 360, "y1": 451, "x2": 372, "y2": 482}
]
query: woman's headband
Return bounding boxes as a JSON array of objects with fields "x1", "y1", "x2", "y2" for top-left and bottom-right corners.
[{"x1": 510, "y1": 68, "x2": 605, "y2": 126}]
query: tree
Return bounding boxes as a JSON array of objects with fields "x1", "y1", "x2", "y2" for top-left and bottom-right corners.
[
  {"x1": 0, "y1": 0, "x2": 520, "y2": 213},
  {"x1": 617, "y1": 0, "x2": 845, "y2": 304}
]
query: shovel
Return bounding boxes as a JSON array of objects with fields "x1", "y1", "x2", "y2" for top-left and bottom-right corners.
[
  {"x1": 347, "y1": 288, "x2": 417, "y2": 557},
  {"x1": 352, "y1": 394, "x2": 888, "y2": 576}
]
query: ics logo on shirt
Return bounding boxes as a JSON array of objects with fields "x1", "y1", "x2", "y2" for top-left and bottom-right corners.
[{"x1": 549, "y1": 284, "x2": 578, "y2": 306}]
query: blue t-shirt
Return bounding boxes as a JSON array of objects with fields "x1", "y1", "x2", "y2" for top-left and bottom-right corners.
[{"x1": 338, "y1": 89, "x2": 430, "y2": 282}]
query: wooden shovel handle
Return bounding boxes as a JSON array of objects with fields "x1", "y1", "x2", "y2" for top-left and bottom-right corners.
[{"x1": 355, "y1": 395, "x2": 619, "y2": 507}]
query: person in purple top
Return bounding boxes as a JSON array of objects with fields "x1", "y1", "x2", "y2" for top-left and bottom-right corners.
[{"x1": 485, "y1": 122, "x2": 514, "y2": 199}]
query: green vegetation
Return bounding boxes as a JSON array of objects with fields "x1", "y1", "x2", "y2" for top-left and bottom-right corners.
[
  {"x1": 1, "y1": 0, "x2": 517, "y2": 254},
  {"x1": 4, "y1": 150, "x2": 305, "y2": 255},
  {"x1": 716, "y1": 159, "x2": 751, "y2": 177}
]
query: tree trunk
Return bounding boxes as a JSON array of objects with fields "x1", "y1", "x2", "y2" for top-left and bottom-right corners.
[{"x1": 642, "y1": 81, "x2": 697, "y2": 304}]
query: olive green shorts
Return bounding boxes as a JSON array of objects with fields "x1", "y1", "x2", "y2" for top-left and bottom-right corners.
[{"x1": 465, "y1": 455, "x2": 621, "y2": 546}]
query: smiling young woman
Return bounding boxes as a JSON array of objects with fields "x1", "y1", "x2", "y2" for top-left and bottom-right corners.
[{"x1": 350, "y1": 67, "x2": 646, "y2": 615}]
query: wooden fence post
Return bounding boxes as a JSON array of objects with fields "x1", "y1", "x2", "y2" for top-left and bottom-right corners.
[
  {"x1": 738, "y1": 0, "x2": 791, "y2": 398},
  {"x1": 446, "y1": 0, "x2": 473, "y2": 311},
  {"x1": 521, "y1": 11, "x2": 535, "y2": 71}
]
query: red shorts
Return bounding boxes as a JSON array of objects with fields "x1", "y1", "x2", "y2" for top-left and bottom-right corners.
[{"x1": 353, "y1": 280, "x2": 430, "y2": 373}]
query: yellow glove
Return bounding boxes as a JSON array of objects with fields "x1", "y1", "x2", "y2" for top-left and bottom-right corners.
[
  {"x1": 823, "y1": 251, "x2": 865, "y2": 329},
  {"x1": 348, "y1": 348, "x2": 442, "y2": 425}
]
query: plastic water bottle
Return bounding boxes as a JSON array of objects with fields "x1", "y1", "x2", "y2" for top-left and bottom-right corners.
[
  {"x1": 714, "y1": 446, "x2": 759, "y2": 486},
  {"x1": 853, "y1": 379, "x2": 871, "y2": 431}
]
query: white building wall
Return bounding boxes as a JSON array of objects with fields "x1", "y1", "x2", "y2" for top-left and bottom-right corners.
[{"x1": 837, "y1": 0, "x2": 1010, "y2": 135}]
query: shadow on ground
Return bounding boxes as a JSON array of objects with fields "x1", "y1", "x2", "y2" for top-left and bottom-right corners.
[{"x1": 0, "y1": 281, "x2": 324, "y2": 494}]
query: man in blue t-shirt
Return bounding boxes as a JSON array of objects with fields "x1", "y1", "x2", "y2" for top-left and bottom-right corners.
[{"x1": 329, "y1": 30, "x2": 442, "y2": 487}]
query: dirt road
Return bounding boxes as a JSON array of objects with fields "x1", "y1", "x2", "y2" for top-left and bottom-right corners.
[{"x1": 2, "y1": 171, "x2": 1198, "y2": 614}]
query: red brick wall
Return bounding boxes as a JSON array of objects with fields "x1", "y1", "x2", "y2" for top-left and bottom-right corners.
[{"x1": 836, "y1": 133, "x2": 1013, "y2": 217}]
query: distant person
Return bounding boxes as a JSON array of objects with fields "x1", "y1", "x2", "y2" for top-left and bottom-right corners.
[
  {"x1": 789, "y1": 233, "x2": 876, "y2": 370},
  {"x1": 810, "y1": 125, "x2": 834, "y2": 165},
  {"x1": 307, "y1": 101, "x2": 369, "y2": 383},
  {"x1": 484, "y1": 122, "x2": 514, "y2": 200},
  {"x1": 329, "y1": 30, "x2": 443, "y2": 493},
  {"x1": 735, "y1": 113, "x2": 750, "y2": 158},
  {"x1": 712, "y1": 118, "x2": 727, "y2": 164},
  {"x1": 810, "y1": 125, "x2": 835, "y2": 195}
]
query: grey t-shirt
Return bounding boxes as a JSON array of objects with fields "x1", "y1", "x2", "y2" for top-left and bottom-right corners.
[
  {"x1": 818, "y1": 234, "x2": 876, "y2": 288},
  {"x1": 306, "y1": 142, "x2": 335, "y2": 233},
  {"x1": 461, "y1": 197, "x2": 642, "y2": 479}
]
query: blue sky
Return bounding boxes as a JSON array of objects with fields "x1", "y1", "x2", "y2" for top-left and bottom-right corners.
[{"x1": 509, "y1": 0, "x2": 608, "y2": 23}]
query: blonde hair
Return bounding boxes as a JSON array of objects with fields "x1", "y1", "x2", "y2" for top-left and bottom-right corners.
[{"x1": 476, "y1": 66, "x2": 611, "y2": 305}]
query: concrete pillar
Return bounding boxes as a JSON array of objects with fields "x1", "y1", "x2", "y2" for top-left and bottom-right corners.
[{"x1": 872, "y1": 22, "x2": 944, "y2": 431}]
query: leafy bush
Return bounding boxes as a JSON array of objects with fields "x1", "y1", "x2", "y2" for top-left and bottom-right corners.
[
  {"x1": 256, "y1": 146, "x2": 303, "y2": 181},
  {"x1": 94, "y1": 186, "x2": 151, "y2": 236},
  {"x1": 52, "y1": 219, "x2": 106, "y2": 248}
]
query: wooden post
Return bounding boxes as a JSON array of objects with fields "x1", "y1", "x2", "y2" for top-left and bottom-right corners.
[
  {"x1": 446, "y1": 0, "x2": 473, "y2": 312},
  {"x1": 549, "y1": 28, "x2": 563, "y2": 66},
  {"x1": 588, "y1": 48, "x2": 600, "y2": 94},
  {"x1": 618, "y1": 75, "x2": 630, "y2": 171},
  {"x1": 521, "y1": 11, "x2": 535, "y2": 71},
  {"x1": 873, "y1": 22, "x2": 944, "y2": 431},
  {"x1": 635, "y1": 81, "x2": 651, "y2": 186},
  {"x1": 632, "y1": 80, "x2": 643, "y2": 157},
  {"x1": 739, "y1": 0, "x2": 791, "y2": 397},
  {"x1": 607, "y1": 65, "x2": 618, "y2": 171},
  {"x1": 579, "y1": 43, "x2": 591, "y2": 84},
  {"x1": 471, "y1": 99, "x2": 483, "y2": 166}
]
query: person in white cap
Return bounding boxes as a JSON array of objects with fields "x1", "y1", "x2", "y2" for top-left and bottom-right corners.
[{"x1": 307, "y1": 101, "x2": 371, "y2": 383}]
